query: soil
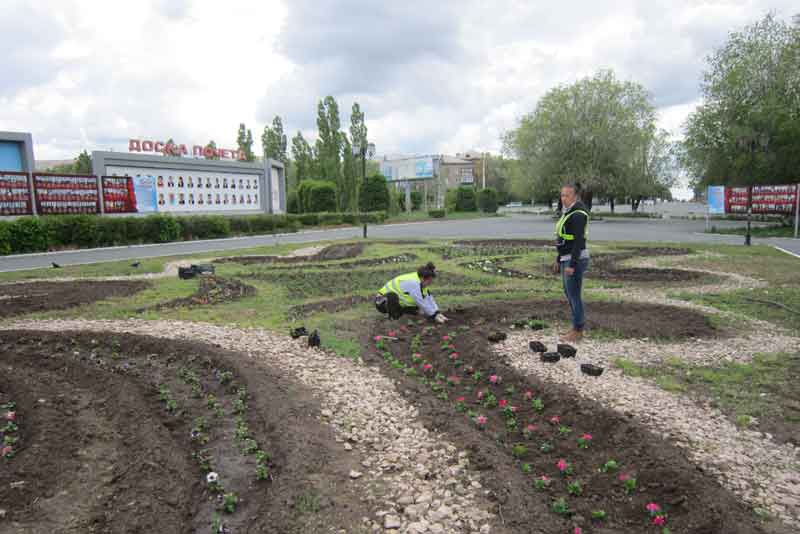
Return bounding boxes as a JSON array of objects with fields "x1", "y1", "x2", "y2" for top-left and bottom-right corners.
[
  {"x1": 260, "y1": 253, "x2": 419, "y2": 271},
  {"x1": 0, "y1": 331, "x2": 372, "y2": 533},
  {"x1": 452, "y1": 299, "x2": 721, "y2": 340},
  {"x1": 288, "y1": 295, "x2": 373, "y2": 318},
  {"x1": 0, "y1": 281, "x2": 150, "y2": 319},
  {"x1": 217, "y1": 242, "x2": 365, "y2": 265},
  {"x1": 460, "y1": 257, "x2": 535, "y2": 279},
  {"x1": 454, "y1": 239, "x2": 554, "y2": 248},
  {"x1": 361, "y1": 313, "x2": 777, "y2": 534},
  {"x1": 436, "y1": 240, "x2": 552, "y2": 260},
  {"x1": 141, "y1": 276, "x2": 256, "y2": 312},
  {"x1": 587, "y1": 250, "x2": 702, "y2": 282}
]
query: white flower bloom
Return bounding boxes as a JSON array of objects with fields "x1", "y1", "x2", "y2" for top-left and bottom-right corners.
[{"x1": 206, "y1": 472, "x2": 219, "y2": 484}]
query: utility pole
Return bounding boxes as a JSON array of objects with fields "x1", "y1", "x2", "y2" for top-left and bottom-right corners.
[{"x1": 482, "y1": 152, "x2": 486, "y2": 190}]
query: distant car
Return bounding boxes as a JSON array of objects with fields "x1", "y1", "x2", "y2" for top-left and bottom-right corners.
[{"x1": 506, "y1": 202, "x2": 523, "y2": 208}]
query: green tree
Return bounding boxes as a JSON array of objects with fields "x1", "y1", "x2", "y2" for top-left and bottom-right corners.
[
  {"x1": 350, "y1": 102, "x2": 368, "y2": 181},
  {"x1": 262, "y1": 116, "x2": 288, "y2": 164},
  {"x1": 237, "y1": 123, "x2": 255, "y2": 161},
  {"x1": 341, "y1": 133, "x2": 358, "y2": 211},
  {"x1": 504, "y1": 69, "x2": 668, "y2": 209},
  {"x1": 291, "y1": 131, "x2": 314, "y2": 183},
  {"x1": 359, "y1": 174, "x2": 390, "y2": 212},
  {"x1": 46, "y1": 150, "x2": 93, "y2": 174},
  {"x1": 681, "y1": 13, "x2": 800, "y2": 188},
  {"x1": 316, "y1": 96, "x2": 342, "y2": 187},
  {"x1": 205, "y1": 140, "x2": 220, "y2": 160}
]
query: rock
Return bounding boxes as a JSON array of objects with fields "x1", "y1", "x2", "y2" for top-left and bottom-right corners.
[
  {"x1": 384, "y1": 515, "x2": 401, "y2": 529},
  {"x1": 344, "y1": 443, "x2": 353, "y2": 451},
  {"x1": 349, "y1": 470, "x2": 363, "y2": 480},
  {"x1": 321, "y1": 409, "x2": 333, "y2": 418},
  {"x1": 488, "y1": 332, "x2": 507, "y2": 343},
  {"x1": 416, "y1": 492, "x2": 433, "y2": 504},
  {"x1": 397, "y1": 495, "x2": 415, "y2": 506}
]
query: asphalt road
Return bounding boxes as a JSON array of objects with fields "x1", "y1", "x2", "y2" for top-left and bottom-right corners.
[{"x1": 0, "y1": 215, "x2": 797, "y2": 272}]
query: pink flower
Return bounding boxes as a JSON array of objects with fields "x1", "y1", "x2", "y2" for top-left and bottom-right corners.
[
  {"x1": 450, "y1": 352, "x2": 459, "y2": 359},
  {"x1": 557, "y1": 459, "x2": 568, "y2": 472},
  {"x1": 539, "y1": 475, "x2": 550, "y2": 482},
  {"x1": 652, "y1": 516, "x2": 666, "y2": 527},
  {"x1": 4, "y1": 411, "x2": 15, "y2": 421},
  {"x1": 526, "y1": 424, "x2": 536, "y2": 433},
  {"x1": 574, "y1": 528, "x2": 583, "y2": 534},
  {"x1": 646, "y1": 503, "x2": 661, "y2": 513},
  {"x1": 456, "y1": 397, "x2": 465, "y2": 403},
  {"x1": 476, "y1": 415, "x2": 487, "y2": 425},
  {"x1": 477, "y1": 390, "x2": 484, "y2": 400},
  {"x1": 510, "y1": 406, "x2": 518, "y2": 413},
  {"x1": 499, "y1": 399, "x2": 508, "y2": 408},
  {"x1": 447, "y1": 375, "x2": 462, "y2": 385},
  {"x1": 524, "y1": 390, "x2": 533, "y2": 400},
  {"x1": 400, "y1": 326, "x2": 409, "y2": 332},
  {"x1": 373, "y1": 335, "x2": 382, "y2": 341},
  {"x1": 0, "y1": 446, "x2": 11, "y2": 456},
  {"x1": 618, "y1": 473, "x2": 629, "y2": 482},
  {"x1": 413, "y1": 352, "x2": 422, "y2": 359},
  {"x1": 489, "y1": 375, "x2": 498, "y2": 384},
  {"x1": 423, "y1": 363, "x2": 433, "y2": 372},
  {"x1": 442, "y1": 335, "x2": 450, "y2": 341},
  {"x1": 580, "y1": 433, "x2": 592, "y2": 441},
  {"x1": 388, "y1": 330, "x2": 397, "y2": 337},
  {"x1": 549, "y1": 415, "x2": 560, "y2": 424}
]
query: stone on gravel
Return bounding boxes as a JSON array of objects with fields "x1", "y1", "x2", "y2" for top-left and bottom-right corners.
[{"x1": 349, "y1": 470, "x2": 363, "y2": 480}]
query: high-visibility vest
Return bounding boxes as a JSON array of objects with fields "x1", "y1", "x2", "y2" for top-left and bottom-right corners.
[
  {"x1": 555, "y1": 209, "x2": 589, "y2": 241},
  {"x1": 378, "y1": 272, "x2": 429, "y2": 307}
]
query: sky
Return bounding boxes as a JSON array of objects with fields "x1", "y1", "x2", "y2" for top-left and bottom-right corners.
[{"x1": 1, "y1": 0, "x2": 797, "y2": 198}]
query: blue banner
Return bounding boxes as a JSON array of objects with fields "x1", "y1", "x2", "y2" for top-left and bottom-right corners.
[
  {"x1": 133, "y1": 175, "x2": 158, "y2": 212},
  {"x1": 707, "y1": 186, "x2": 726, "y2": 215}
]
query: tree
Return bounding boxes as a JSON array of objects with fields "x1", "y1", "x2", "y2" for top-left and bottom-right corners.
[
  {"x1": 359, "y1": 174, "x2": 390, "y2": 212},
  {"x1": 681, "y1": 14, "x2": 800, "y2": 189},
  {"x1": 205, "y1": 140, "x2": 220, "y2": 160},
  {"x1": 350, "y1": 102, "x2": 368, "y2": 179},
  {"x1": 316, "y1": 96, "x2": 342, "y2": 186},
  {"x1": 291, "y1": 132, "x2": 314, "y2": 183},
  {"x1": 262, "y1": 116, "x2": 288, "y2": 164},
  {"x1": 341, "y1": 133, "x2": 358, "y2": 211},
  {"x1": 504, "y1": 69, "x2": 669, "y2": 209},
  {"x1": 236, "y1": 123, "x2": 255, "y2": 161},
  {"x1": 47, "y1": 150, "x2": 92, "y2": 174}
]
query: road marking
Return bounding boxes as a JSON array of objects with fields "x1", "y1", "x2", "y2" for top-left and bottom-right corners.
[{"x1": 773, "y1": 245, "x2": 800, "y2": 260}]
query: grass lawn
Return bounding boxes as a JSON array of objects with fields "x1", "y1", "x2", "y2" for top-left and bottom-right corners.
[{"x1": 707, "y1": 225, "x2": 798, "y2": 238}]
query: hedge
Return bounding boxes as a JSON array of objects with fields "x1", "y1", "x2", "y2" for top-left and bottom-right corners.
[
  {"x1": 359, "y1": 174, "x2": 390, "y2": 212},
  {"x1": 477, "y1": 188, "x2": 499, "y2": 213},
  {"x1": 0, "y1": 211, "x2": 388, "y2": 255},
  {"x1": 428, "y1": 209, "x2": 446, "y2": 218}
]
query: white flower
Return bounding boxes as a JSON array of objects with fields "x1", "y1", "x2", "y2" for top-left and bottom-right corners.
[{"x1": 206, "y1": 472, "x2": 219, "y2": 484}]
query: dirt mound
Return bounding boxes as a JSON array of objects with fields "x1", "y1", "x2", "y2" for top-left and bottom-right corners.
[
  {"x1": 454, "y1": 299, "x2": 720, "y2": 340},
  {"x1": 143, "y1": 276, "x2": 256, "y2": 311},
  {"x1": 454, "y1": 239, "x2": 553, "y2": 247},
  {"x1": 361, "y1": 316, "x2": 768, "y2": 534},
  {"x1": 0, "y1": 331, "x2": 372, "y2": 533},
  {"x1": 263, "y1": 253, "x2": 419, "y2": 271},
  {"x1": 460, "y1": 257, "x2": 534, "y2": 279},
  {"x1": 0, "y1": 280, "x2": 150, "y2": 318},
  {"x1": 217, "y1": 242, "x2": 365, "y2": 265},
  {"x1": 289, "y1": 295, "x2": 373, "y2": 318},
  {"x1": 587, "y1": 252, "x2": 702, "y2": 282}
]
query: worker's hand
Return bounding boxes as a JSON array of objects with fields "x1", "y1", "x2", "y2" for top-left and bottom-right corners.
[
  {"x1": 434, "y1": 313, "x2": 448, "y2": 324},
  {"x1": 551, "y1": 262, "x2": 561, "y2": 275},
  {"x1": 564, "y1": 266, "x2": 575, "y2": 277}
]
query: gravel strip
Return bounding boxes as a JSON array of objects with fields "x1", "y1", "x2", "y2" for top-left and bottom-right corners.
[
  {"x1": 494, "y1": 333, "x2": 800, "y2": 525},
  {"x1": 1, "y1": 319, "x2": 497, "y2": 534}
]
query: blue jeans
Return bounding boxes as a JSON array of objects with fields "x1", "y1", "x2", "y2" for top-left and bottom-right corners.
[{"x1": 561, "y1": 258, "x2": 589, "y2": 331}]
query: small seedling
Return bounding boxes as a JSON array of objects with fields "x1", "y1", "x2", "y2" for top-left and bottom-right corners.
[
  {"x1": 219, "y1": 371, "x2": 233, "y2": 385},
  {"x1": 600, "y1": 459, "x2": 619, "y2": 473},
  {"x1": 256, "y1": 463, "x2": 270, "y2": 480},
  {"x1": 567, "y1": 480, "x2": 583, "y2": 496},
  {"x1": 551, "y1": 497, "x2": 571, "y2": 516},
  {"x1": 531, "y1": 398, "x2": 544, "y2": 412},
  {"x1": 242, "y1": 439, "x2": 259, "y2": 454},
  {"x1": 540, "y1": 441, "x2": 554, "y2": 453},
  {"x1": 222, "y1": 492, "x2": 238, "y2": 513},
  {"x1": 511, "y1": 444, "x2": 528, "y2": 458},
  {"x1": 521, "y1": 463, "x2": 532, "y2": 474},
  {"x1": 591, "y1": 510, "x2": 607, "y2": 521},
  {"x1": 534, "y1": 475, "x2": 551, "y2": 490}
]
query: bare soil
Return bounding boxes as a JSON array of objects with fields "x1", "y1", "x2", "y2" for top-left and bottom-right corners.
[
  {"x1": 261, "y1": 253, "x2": 419, "y2": 271},
  {"x1": 361, "y1": 312, "x2": 776, "y2": 534},
  {"x1": 216, "y1": 242, "x2": 365, "y2": 265},
  {"x1": 0, "y1": 331, "x2": 372, "y2": 533},
  {"x1": 0, "y1": 281, "x2": 150, "y2": 318},
  {"x1": 141, "y1": 276, "x2": 256, "y2": 312}
]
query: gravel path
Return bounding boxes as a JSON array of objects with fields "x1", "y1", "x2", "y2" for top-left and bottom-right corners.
[
  {"x1": 493, "y1": 333, "x2": 800, "y2": 525},
  {"x1": 0, "y1": 318, "x2": 497, "y2": 534}
]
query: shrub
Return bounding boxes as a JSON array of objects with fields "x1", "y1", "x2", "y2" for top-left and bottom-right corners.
[
  {"x1": 287, "y1": 191, "x2": 299, "y2": 214},
  {"x1": 428, "y1": 209, "x2": 446, "y2": 218},
  {"x1": 410, "y1": 191, "x2": 423, "y2": 210},
  {"x1": 143, "y1": 214, "x2": 181, "y2": 243},
  {"x1": 477, "y1": 188, "x2": 499, "y2": 213},
  {"x1": 0, "y1": 221, "x2": 11, "y2": 255},
  {"x1": 454, "y1": 186, "x2": 477, "y2": 211},
  {"x1": 180, "y1": 216, "x2": 231, "y2": 240},
  {"x1": 249, "y1": 215, "x2": 275, "y2": 234},
  {"x1": 309, "y1": 182, "x2": 337, "y2": 213},
  {"x1": 228, "y1": 215, "x2": 253, "y2": 235},
  {"x1": 298, "y1": 213, "x2": 320, "y2": 226},
  {"x1": 8, "y1": 217, "x2": 48, "y2": 253},
  {"x1": 359, "y1": 174, "x2": 390, "y2": 212},
  {"x1": 359, "y1": 211, "x2": 387, "y2": 224},
  {"x1": 124, "y1": 217, "x2": 148, "y2": 244},
  {"x1": 319, "y1": 212, "x2": 343, "y2": 226}
]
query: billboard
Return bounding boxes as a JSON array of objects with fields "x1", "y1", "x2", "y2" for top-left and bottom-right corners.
[
  {"x1": 707, "y1": 186, "x2": 726, "y2": 215},
  {"x1": 33, "y1": 173, "x2": 100, "y2": 215},
  {"x1": 0, "y1": 172, "x2": 33, "y2": 215},
  {"x1": 726, "y1": 184, "x2": 798, "y2": 215},
  {"x1": 382, "y1": 156, "x2": 435, "y2": 181}
]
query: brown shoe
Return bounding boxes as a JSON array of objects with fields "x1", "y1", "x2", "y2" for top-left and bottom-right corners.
[{"x1": 559, "y1": 329, "x2": 583, "y2": 343}]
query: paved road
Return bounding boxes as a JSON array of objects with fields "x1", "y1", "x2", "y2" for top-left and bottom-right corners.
[{"x1": 0, "y1": 215, "x2": 797, "y2": 272}]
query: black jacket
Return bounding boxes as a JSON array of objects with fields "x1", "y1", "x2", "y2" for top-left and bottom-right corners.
[{"x1": 556, "y1": 201, "x2": 588, "y2": 268}]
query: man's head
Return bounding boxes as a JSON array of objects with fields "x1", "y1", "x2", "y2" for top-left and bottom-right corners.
[
  {"x1": 417, "y1": 262, "x2": 437, "y2": 287},
  {"x1": 560, "y1": 182, "x2": 580, "y2": 207}
]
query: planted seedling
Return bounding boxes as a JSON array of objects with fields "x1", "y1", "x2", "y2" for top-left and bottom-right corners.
[
  {"x1": 219, "y1": 371, "x2": 234, "y2": 385},
  {"x1": 531, "y1": 398, "x2": 544, "y2": 412},
  {"x1": 511, "y1": 443, "x2": 528, "y2": 458},
  {"x1": 567, "y1": 480, "x2": 583, "y2": 496},
  {"x1": 242, "y1": 439, "x2": 259, "y2": 454},
  {"x1": 551, "y1": 497, "x2": 571, "y2": 516},
  {"x1": 534, "y1": 475, "x2": 551, "y2": 490},
  {"x1": 206, "y1": 471, "x2": 223, "y2": 493},
  {"x1": 256, "y1": 463, "x2": 270, "y2": 481},
  {"x1": 600, "y1": 459, "x2": 619, "y2": 473},
  {"x1": 591, "y1": 510, "x2": 607, "y2": 521},
  {"x1": 483, "y1": 393, "x2": 498, "y2": 409},
  {"x1": 222, "y1": 492, "x2": 238, "y2": 513},
  {"x1": 521, "y1": 463, "x2": 532, "y2": 474},
  {"x1": 233, "y1": 399, "x2": 247, "y2": 415},
  {"x1": 557, "y1": 458, "x2": 573, "y2": 475},
  {"x1": 619, "y1": 474, "x2": 637, "y2": 494},
  {"x1": 455, "y1": 397, "x2": 467, "y2": 412},
  {"x1": 558, "y1": 425, "x2": 572, "y2": 437},
  {"x1": 540, "y1": 441, "x2": 554, "y2": 453},
  {"x1": 577, "y1": 433, "x2": 593, "y2": 449}
]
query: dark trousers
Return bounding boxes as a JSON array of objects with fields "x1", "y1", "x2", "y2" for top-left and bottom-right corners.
[
  {"x1": 561, "y1": 258, "x2": 589, "y2": 331},
  {"x1": 375, "y1": 293, "x2": 418, "y2": 319}
]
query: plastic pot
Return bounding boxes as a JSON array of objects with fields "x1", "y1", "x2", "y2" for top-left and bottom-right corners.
[
  {"x1": 580, "y1": 364, "x2": 604, "y2": 377},
  {"x1": 529, "y1": 341, "x2": 547, "y2": 353},
  {"x1": 192, "y1": 264, "x2": 216, "y2": 275},
  {"x1": 290, "y1": 326, "x2": 308, "y2": 339},
  {"x1": 557, "y1": 344, "x2": 577, "y2": 358},
  {"x1": 178, "y1": 266, "x2": 196, "y2": 280},
  {"x1": 540, "y1": 352, "x2": 561, "y2": 363}
]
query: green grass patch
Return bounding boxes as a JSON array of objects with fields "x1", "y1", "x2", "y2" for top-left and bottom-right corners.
[
  {"x1": 672, "y1": 287, "x2": 800, "y2": 332},
  {"x1": 707, "y1": 225, "x2": 796, "y2": 238}
]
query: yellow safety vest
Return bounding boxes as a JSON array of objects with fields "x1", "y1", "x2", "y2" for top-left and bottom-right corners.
[
  {"x1": 378, "y1": 272, "x2": 429, "y2": 307},
  {"x1": 555, "y1": 209, "x2": 589, "y2": 241}
]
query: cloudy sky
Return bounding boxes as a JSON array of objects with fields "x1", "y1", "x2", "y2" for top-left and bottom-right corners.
[{"x1": 1, "y1": 0, "x2": 796, "y2": 189}]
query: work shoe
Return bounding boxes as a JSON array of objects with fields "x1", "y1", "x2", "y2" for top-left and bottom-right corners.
[
  {"x1": 559, "y1": 329, "x2": 583, "y2": 343},
  {"x1": 386, "y1": 293, "x2": 402, "y2": 320}
]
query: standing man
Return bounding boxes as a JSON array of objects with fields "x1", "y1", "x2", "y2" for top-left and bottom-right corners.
[{"x1": 553, "y1": 182, "x2": 590, "y2": 342}]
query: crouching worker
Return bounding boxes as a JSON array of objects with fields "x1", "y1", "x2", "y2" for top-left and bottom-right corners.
[{"x1": 376, "y1": 262, "x2": 449, "y2": 323}]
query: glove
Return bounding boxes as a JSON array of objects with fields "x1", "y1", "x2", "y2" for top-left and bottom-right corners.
[
  {"x1": 551, "y1": 261, "x2": 561, "y2": 275},
  {"x1": 434, "y1": 313, "x2": 448, "y2": 324}
]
